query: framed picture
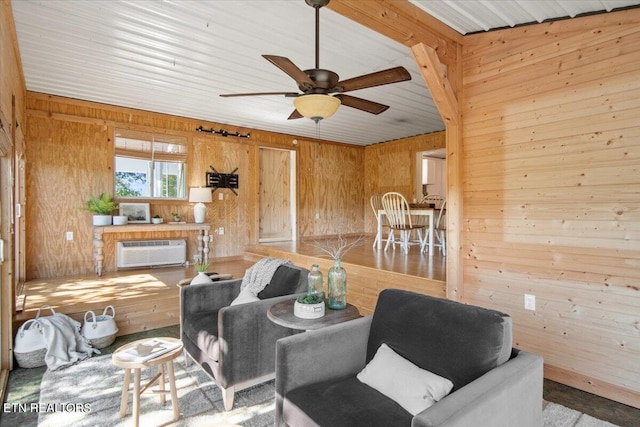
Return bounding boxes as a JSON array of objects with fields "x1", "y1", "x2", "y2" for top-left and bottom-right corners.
[{"x1": 119, "y1": 203, "x2": 150, "y2": 223}]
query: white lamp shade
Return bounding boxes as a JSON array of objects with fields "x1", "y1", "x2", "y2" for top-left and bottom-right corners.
[
  {"x1": 189, "y1": 187, "x2": 211, "y2": 224},
  {"x1": 189, "y1": 187, "x2": 212, "y2": 203},
  {"x1": 293, "y1": 94, "x2": 341, "y2": 121}
]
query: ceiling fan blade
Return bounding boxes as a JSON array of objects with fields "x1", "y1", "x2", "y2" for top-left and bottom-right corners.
[
  {"x1": 219, "y1": 91, "x2": 299, "y2": 98},
  {"x1": 263, "y1": 55, "x2": 315, "y2": 90},
  {"x1": 287, "y1": 110, "x2": 303, "y2": 120},
  {"x1": 334, "y1": 94, "x2": 389, "y2": 115},
  {"x1": 337, "y1": 66, "x2": 411, "y2": 92}
]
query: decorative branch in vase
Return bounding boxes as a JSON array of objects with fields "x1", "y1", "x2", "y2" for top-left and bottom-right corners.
[{"x1": 309, "y1": 232, "x2": 364, "y2": 310}]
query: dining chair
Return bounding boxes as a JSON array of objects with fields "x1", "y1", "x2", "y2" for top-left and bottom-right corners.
[
  {"x1": 370, "y1": 194, "x2": 387, "y2": 249},
  {"x1": 381, "y1": 192, "x2": 427, "y2": 254},
  {"x1": 433, "y1": 198, "x2": 447, "y2": 256}
]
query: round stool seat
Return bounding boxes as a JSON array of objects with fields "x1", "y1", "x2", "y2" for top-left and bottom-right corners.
[{"x1": 112, "y1": 337, "x2": 183, "y2": 427}]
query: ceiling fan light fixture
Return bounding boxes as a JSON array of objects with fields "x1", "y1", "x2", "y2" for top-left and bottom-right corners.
[{"x1": 293, "y1": 94, "x2": 341, "y2": 122}]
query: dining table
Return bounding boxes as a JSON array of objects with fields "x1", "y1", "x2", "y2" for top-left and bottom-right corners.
[{"x1": 377, "y1": 207, "x2": 435, "y2": 256}]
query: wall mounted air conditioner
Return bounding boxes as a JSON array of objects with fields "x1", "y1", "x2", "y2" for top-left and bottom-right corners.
[{"x1": 116, "y1": 239, "x2": 186, "y2": 268}]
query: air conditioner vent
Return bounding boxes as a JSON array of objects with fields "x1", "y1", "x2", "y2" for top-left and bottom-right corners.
[{"x1": 117, "y1": 239, "x2": 186, "y2": 268}]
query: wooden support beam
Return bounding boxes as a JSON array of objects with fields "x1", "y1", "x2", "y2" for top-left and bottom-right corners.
[
  {"x1": 410, "y1": 43, "x2": 459, "y2": 123},
  {"x1": 327, "y1": 0, "x2": 461, "y2": 68}
]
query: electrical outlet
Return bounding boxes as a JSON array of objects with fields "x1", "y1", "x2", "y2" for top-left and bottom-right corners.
[
  {"x1": 65, "y1": 231, "x2": 73, "y2": 241},
  {"x1": 524, "y1": 294, "x2": 536, "y2": 311},
  {"x1": 315, "y1": 213, "x2": 320, "y2": 219},
  {"x1": 218, "y1": 192, "x2": 224, "y2": 201},
  {"x1": 218, "y1": 227, "x2": 225, "y2": 235}
]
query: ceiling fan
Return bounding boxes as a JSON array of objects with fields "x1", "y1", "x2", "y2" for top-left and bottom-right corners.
[{"x1": 220, "y1": 0, "x2": 412, "y2": 122}]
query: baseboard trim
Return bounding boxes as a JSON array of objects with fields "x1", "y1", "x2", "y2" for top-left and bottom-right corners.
[{"x1": 545, "y1": 364, "x2": 640, "y2": 410}]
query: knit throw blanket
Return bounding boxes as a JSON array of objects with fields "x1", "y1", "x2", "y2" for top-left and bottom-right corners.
[{"x1": 240, "y1": 257, "x2": 293, "y2": 296}]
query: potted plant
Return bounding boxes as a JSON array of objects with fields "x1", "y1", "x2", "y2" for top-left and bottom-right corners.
[
  {"x1": 152, "y1": 214, "x2": 163, "y2": 224},
  {"x1": 190, "y1": 258, "x2": 213, "y2": 285},
  {"x1": 84, "y1": 193, "x2": 118, "y2": 226},
  {"x1": 294, "y1": 293, "x2": 325, "y2": 319},
  {"x1": 171, "y1": 212, "x2": 182, "y2": 222}
]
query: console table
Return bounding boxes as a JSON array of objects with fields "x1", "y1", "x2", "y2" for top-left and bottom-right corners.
[{"x1": 93, "y1": 223, "x2": 211, "y2": 277}]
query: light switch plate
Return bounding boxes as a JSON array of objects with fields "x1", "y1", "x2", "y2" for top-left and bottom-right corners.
[{"x1": 524, "y1": 294, "x2": 536, "y2": 311}]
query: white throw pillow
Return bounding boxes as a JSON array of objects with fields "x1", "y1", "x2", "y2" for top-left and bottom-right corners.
[
  {"x1": 356, "y1": 343, "x2": 454, "y2": 416},
  {"x1": 230, "y1": 288, "x2": 260, "y2": 306}
]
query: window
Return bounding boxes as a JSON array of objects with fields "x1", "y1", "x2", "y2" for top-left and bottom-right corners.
[{"x1": 114, "y1": 129, "x2": 187, "y2": 199}]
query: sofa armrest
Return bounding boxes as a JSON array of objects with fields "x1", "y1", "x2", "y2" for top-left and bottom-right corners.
[
  {"x1": 412, "y1": 350, "x2": 544, "y2": 427},
  {"x1": 275, "y1": 316, "x2": 372, "y2": 426},
  {"x1": 180, "y1": 278, "x2": 242, "y2": 320},
  {"x1": 216, "y1": 294, "x2": 305, "y2": 387}
]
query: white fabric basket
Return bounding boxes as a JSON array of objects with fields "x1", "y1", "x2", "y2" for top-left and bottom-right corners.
[
  {"x1": 81, "y1": 306, "x2": 118, "y2": 349},
  {"x1": 14, "y1": 305, "x2": 57, "y2": 368}
]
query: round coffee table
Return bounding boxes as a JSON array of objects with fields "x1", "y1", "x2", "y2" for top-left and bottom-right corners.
[
  {"x1": 112, "y1": 337, "x2": 183, "y2": 427},
  {"x1": 268, "y1": 298, "x2": 360, "y2": 331}
]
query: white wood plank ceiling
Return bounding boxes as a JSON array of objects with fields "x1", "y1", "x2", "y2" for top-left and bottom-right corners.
[{"x1": 12, "y1": 0, "x2": 640, "y2": 146}]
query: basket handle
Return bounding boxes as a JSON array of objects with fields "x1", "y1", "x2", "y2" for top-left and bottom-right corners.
[
  {"x1": 84, "y1": 310, "x2": 96, "y2": 325},
  {"x1": 102, "y1": 305, "x2": 116, "y2": 317},
  {"x1": 35, "y1": 304, "x2": 56, "y2": 319},
  {"x1": 19, "y1": 319, "x2": 42, "y2": 337}
]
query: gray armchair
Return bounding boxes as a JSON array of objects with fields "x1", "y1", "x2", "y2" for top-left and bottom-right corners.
[
  {"x1": 180, "y1": 264, "x2": 308, "y2": 410},
  {"x1": 275, "y1": 289, "x2": 543, "y2": 427}
]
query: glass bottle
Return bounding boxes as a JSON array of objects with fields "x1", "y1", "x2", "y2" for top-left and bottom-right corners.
[
  {"x1": 307, "y1": 264, "x2": 324, "y2": 299},
  {"x1": 327, "y1": 258, "x2": 347, "y2": 310}
]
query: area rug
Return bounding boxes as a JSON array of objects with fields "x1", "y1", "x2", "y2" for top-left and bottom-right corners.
[
  {"x1": 543, "y1": 402, "x2": 619, "y2": 427},
  {"x1": 38, "y1": 354, "x2": 619, "y2": 427},
  {"x1": 37, "y1": 354, "x2": 275, "y2": 426}
]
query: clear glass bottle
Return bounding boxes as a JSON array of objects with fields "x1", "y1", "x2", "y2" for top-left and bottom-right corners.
[
  {"x1": 308, "y1": 264, "x2": 324, "y2": 299},
  {"x1": 327, "y1": 258, "x2": 347, "y2": 310}
]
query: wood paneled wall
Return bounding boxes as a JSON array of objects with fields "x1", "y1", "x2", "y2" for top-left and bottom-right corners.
[
  {"x1": 1, "y1": 0, "x2": 26, "y2": 374},
  {"x1": 462, "y1": 9, "x2": 640, "y2": 408},
  {"x1": 25, "y1": 93, "x2": 365, "y2": 279},
  {"x1": 363, "y1": 132, "x2": 446, "y2": 234}
]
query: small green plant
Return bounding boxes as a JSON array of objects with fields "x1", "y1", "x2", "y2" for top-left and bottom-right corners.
[
  {"x1": 84, "y1": 193, "x2": 118, "y2": 215},
  {"x1": 171, "y1": 212, "x2": 181, "y2": 221},
  {"x1": 153, "y1": 214, "x2": 161, "y2": 218},
  {"x1": 296, "y1": 294, "x2": 324, "y2": 305},
  {"x1": 194, "y1": 258, "x2": 209, "y2": 273}
]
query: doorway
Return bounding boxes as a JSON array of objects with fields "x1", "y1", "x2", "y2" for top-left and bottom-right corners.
[
  {"x1": 416, "y1": 148, "x2": 446, "y2": 200},
  {"x1": 259, "y1": 148, "x2": 296, "y2": 242}
]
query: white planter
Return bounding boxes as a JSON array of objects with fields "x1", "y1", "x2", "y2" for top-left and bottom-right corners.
[
  {"x1": 294, "y1": 300, "x2": 325, "y2": 319},
  {"x1": 113, "y1": 215, "x2": 128, "y2": 225},
  {"x1": 190, "y1": 272, "x2": 213, "y2": 285},
  {"x1": 151, "y1": 218, "x2": 163, "y2": 224},
  {"x1": 93, "y1": 215, "x2": 112, "y2": 226}
]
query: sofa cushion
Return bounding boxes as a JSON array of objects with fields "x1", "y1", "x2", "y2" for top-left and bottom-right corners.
[
  {"x1": 357, "y1": 343, "x2": 453, "y2": 415},
  {"x1": 367, "y1": 289, "x2": 512, "y2": 391},
  {"x1": 182, "y1": 310, "x2": 220, "y2": 361},
  {"x1": 257, "y1": 265, "x2": 301, "y2": 299},
  {"x1": 285, "y1": 375, "x2": 412, "y2": 427}
]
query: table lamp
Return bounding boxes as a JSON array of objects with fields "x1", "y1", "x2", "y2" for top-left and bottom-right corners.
[{"x1": 189, "y1": 187, "x2": 212, "y2": 224}]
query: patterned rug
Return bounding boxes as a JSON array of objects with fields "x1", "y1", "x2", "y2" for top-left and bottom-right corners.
[
  {"x1": 38, "y1": 354, "x2": 274, "y2": 426},
  {"x1": 38, "y1": 354, "x2": 619, "y2": 426}
]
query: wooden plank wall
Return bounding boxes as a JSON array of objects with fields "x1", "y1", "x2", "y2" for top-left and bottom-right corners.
[
  {"x1": 363, "y1": 131, "x2": 446, "y2": 234},
  {"x1": 24, "y1": 93, "x2": 365, "y2": 279},
  {"x1": 1, "y1": 0, "x2": 26, "y2": 375},
  {"x1": 462, "y1": 9, "x2": 640, "y2": 408}
]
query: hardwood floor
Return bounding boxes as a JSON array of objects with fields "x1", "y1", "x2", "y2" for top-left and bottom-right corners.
[{"x1": 15, "y1": 236, "x2": 444, "y2": 333}]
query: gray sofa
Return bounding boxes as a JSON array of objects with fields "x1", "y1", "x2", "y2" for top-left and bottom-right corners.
[
  {"x1": 180, "y1": 264, "x2": 309, "y2": 410},
  {"x1": 275, "y1": 289, "x2": 543, "y2": 427}
]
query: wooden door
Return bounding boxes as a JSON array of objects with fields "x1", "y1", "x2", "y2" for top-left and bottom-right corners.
[{"x1": 259, "y1": 148, "x2": 295, "y2": 242}]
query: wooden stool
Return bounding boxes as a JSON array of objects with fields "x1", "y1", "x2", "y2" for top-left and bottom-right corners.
[{"x1": 112, "y1": 337, "x2": 183, "y2": 427}]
